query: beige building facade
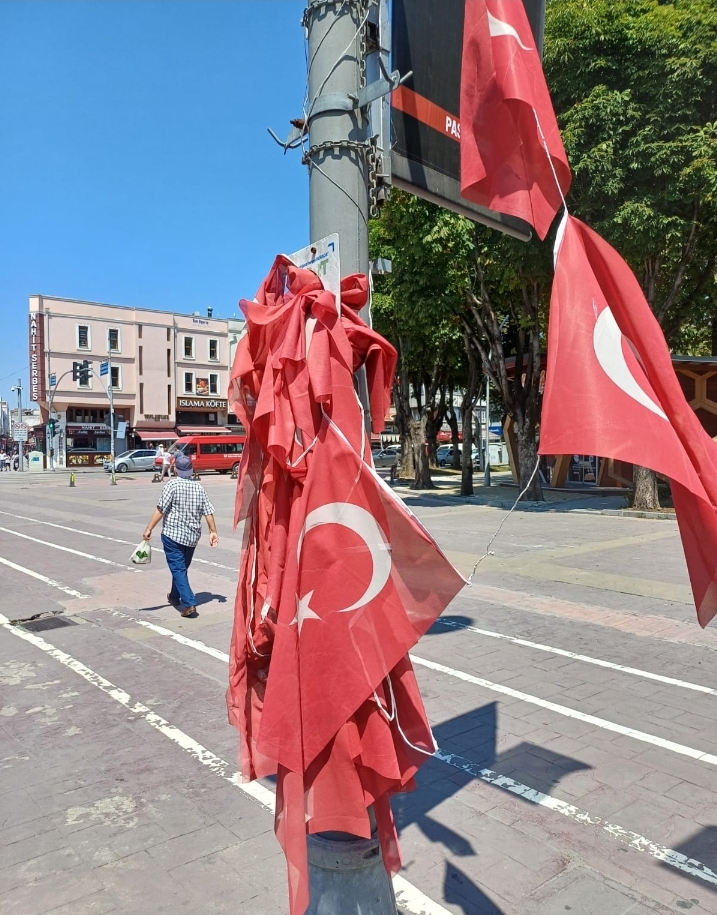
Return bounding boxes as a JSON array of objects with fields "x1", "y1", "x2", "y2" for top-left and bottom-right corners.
[{"x1": 29, "y1": 295, "x2": 244, "y2": 467}]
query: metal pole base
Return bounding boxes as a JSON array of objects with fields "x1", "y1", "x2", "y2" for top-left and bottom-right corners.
[
  {"x1": 484, "y1": 464, "x2": 491, "y2": 488},
  {"x1": 111, "y1": 473, "x2": 117, "y2": 486},
  {"x1": 69, "y1": 473, "x2": 75, "y2": 487},
  {"x1": 306, "y1": 832, "x2": 397, "y2": 915}
]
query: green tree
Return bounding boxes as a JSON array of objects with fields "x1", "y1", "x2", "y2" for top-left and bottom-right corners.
[{"x1": 545, "y1": 0, "x2": 717, "y2": 508}]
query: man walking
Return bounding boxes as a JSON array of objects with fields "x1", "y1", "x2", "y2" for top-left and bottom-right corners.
[{"x1": 142, "y1": 452, "x2": 218, "y2": 618}]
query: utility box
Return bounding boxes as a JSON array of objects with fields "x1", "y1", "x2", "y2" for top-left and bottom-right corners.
[{"x1": 27, "y1": 450, "x2": 44, "y2": 473}]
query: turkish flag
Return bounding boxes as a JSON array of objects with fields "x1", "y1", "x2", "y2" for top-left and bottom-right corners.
[
  {"x1": 460, "y1": 0, "x2": 571, "y2": 239},
  {"x1": 227, "y1": 258, "x2": 465, "y2": 915},
  {"x1": 540, "y1": 214, "x2": 717, "y2": 627}
]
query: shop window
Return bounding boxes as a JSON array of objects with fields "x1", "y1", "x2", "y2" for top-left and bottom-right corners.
[
  {"x1": 108, "y1": 328, "x2": 120, "y2": 353},
  {"x1": 77, "y1": 325, "x2": 90, "y2": 349},
  {"x1": 110, "y1": 366, "x2": 121, "y2": 389},
  {"x1": 184, "y1": 372, "x2": 194, "y2": 394},
  {"x1": 209, "y1": 339, "x2": 219, "y2": 361},
  {"x1": 184, "y1": 336, "x2": 194, "y2": 359},
  {"x1": 209, "y1": 373, "x2": 219, "y2": 395}
]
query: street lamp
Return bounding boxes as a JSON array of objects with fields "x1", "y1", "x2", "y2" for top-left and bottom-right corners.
[{"x1": 10, "y1": 379, "x2": 23, "y2": 473}]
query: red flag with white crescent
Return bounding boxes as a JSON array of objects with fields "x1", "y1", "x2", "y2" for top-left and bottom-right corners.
[
  {"x1": 460, "y1": 0, "x2": 571, "y2": 239},
  {"x1": 540, "y1": 213, "x2": 717, "y2": 628}
]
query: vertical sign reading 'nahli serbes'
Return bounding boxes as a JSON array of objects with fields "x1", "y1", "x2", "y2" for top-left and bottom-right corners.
[{"x1": 29, "y1": 312, "x2": 46, "y2": 403}]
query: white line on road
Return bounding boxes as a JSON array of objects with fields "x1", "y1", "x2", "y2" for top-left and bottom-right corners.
[
  {"x1": 0, "y1": 612, "x2": 451, "y2": 915},
  {"x1": 3, "y1": 613, "x2": 716, "y2": 895},
  {"x1": 0, "y1": 525, "x2": 135, "y2": 570},
  {"x1": 410, "y1": 655, "x2": 717, "y2": 767},
  {"x1": 435, "y1": 747, "x2": 717, "y2": 888},
  {"x1": 105, "y1": 610, "x2": 717, "y2": 769},
  {"x1": 434, "y1": 618, "x2": 717, "y2": 697},
  {"x1": 0, "y1": 556, "x2": 89, "y2": 599},
  {"x1": 0, "y1": 510, "x2": 237, "y2": 572}
]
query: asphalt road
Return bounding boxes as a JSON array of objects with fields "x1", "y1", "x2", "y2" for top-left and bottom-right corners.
[{"x1": 1, "y1": 467, "x2": 716, "y2": 915}]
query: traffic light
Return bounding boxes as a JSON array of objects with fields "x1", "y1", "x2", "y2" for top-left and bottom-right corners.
[
  {"x1": 73, "y1": 360, "x2": 92, "y2": 383},
  {"x1": 48, "y1": 418, "x2": 56, "y2": 437}
]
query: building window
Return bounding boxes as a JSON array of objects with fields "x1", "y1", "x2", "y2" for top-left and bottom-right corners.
[
  {"x1": 209, "y1": 339, "x2": 219, "y2": 361},
  {"x1": 167, "y1": 384, "x2": 172, "y2": 414},
  {"x1": 167, "y1": 327, "x2": 171, "y2": 342},
  {"x1": 138, "y1": 324, "x2": 143, "y2": 339},
  {"x1": 77, "y1": 325, "x2": 90, "y2": 349},
  {"x1": 209, "y1": 373, "x2": 219, "y2": 395},
  {"x1": 184, "y1": 372, "x2": 194, "y2": 394},
  {"x1": 108, "y1": 328, "x2": 120, "y2": 353},
  {"x1": 110, "y1": 366, "x2": 121, "y2": 390},
  {"x1": 139, "y1": 382, "x2": 144, "y2": 414},
  {"x1": 139, "y1": 346, "x2": 143, "y2": 375},
  {"x1": 183, "y1": 336, "x2": 194, "y2": 359},
  {"x1": 167, "y1": 349, "x2": 171, "y2": 377}
]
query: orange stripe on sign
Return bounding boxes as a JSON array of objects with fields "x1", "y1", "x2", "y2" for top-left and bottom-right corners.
[{"x1": 392, "y1": 86, "x2": 461, "y2": 142}]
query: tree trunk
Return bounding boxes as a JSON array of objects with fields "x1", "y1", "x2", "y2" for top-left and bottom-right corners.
[
  {"x1": 445, "y1": 393, "x2": 460, "y2": 466},
  {"x1": 515, "y1": 420, "x2": 543, "y2": 501},
  {"x1": 632, "y1": 465, "x2": 661, "y2": 511},
  {"x1": 409, "y1": 416, "x2": 434, "y2": 489}
]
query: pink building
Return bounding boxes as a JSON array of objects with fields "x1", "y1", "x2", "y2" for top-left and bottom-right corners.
[{"x1": 29, "y1": 295, "x2": 241, "y2": 467}]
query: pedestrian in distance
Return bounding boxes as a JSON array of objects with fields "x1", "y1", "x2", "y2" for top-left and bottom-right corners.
[
  {"x1": 142, "y1": 452, "x2": 219, "y2": 618},
  {"x1": 161, "y1": 445, "x2": 172, "y2": 480}
]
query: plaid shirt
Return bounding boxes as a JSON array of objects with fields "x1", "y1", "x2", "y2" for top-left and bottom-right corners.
[{"x1": 157, "y1": 479, "x2": 215, "y2": 547}]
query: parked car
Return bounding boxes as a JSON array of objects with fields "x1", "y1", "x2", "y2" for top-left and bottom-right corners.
[
  {"x1": 437, "y1": 445, "x2": 461, "y2": 466},
  {"x1": 168, "y1": 434, "x2": 246, "y2": 474},
  {"x1": 372, "y1": 449, "x2": 399, "y2": 469},
  {"x1": 104, "y1": 449, "x2": 158, "y2": 473}
]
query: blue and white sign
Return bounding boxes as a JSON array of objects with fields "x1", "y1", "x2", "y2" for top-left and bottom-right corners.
[
  {"x1": 49, "y1": 373, "x2": 57, "y2": 387},
  {"x1": 100, "y1": 361, "x2": 109, "y2": 377}
]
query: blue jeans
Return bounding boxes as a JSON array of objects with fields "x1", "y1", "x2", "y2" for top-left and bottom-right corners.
[{"x1": 161, "y1": 534, "x2": 197, "y2": 608}]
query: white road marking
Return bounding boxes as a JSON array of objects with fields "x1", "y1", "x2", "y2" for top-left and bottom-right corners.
[
  {"x1": 436, "y1": 747, "x2": 717, "y2": 888},
  {"x1": 0, "y1": 526, "x2": 134, "y2": 570},
  {"x1": 0, "y1": 613, "x2": 451, "y2": 915},
  {"x1": 3, "y1": 616, "x2": 716, "y2": 897},
  {"x1": 434, "y1": 618, "x2": 717, "y2": 697},
  {"x1": 0, "y1": 510, "x2": 236, "y2": 572},
  {"x1": 410, "y1": 655, "x2": 717, "y2": 767},
  {"x1": 104, "y1": 610, "x2": 717, "y2": 769},
  {"x1": 0, "y1": 556, "x2": 89, "y2": 599}
]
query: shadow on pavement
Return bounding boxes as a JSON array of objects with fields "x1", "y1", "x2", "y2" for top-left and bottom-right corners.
[
  {"x1": 662, "y1": 826, "x2": 717, "y2": 895},
  {"x1": 195, "y1": 591, "x2": 228, "y2": 606},
  {"x1": 394, "y1": 702, "x2": 592, "y2": 914}
]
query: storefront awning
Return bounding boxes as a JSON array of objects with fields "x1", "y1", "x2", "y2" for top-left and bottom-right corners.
[
  {"x1": 135, "y1": 430, "x2": 177, "y2": 442},
  {"x1": 176, "y1": 426, "x2": 232, "y2": 436}
]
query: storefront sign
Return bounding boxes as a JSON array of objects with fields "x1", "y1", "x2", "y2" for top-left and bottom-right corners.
[
  {"x1": 67, "y1": 423, "x2": 110, "y2": 433},
  {"x1": 176, "y1": 397, "x2": 227, "y2": 411},
  {"x1": 29, "y1": 313, "x2": 47, "y2": 403}
]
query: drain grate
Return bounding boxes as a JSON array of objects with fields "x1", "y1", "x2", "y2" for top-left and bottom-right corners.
[{"x1": 17, "y1": 616, "x2": 79, "y2": 633}]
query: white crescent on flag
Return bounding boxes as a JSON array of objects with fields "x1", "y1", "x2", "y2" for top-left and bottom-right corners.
[
  {"x1": 593, "y1": 306, "x2": 668, "y2": 421},
  {"x1": 487, "y1": 10, "x2": 533, "y2": 51},
  {"x1": 294, "y1": 502, "x2": 392, "y2": 628}
]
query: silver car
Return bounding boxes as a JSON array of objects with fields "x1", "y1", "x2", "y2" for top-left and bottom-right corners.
[
  {"x1": 372, "y1": 449, "x2": 399, "y2": 469},
  {"x1": 104, "y1": 449, "x2": 158, "y2": 473}
]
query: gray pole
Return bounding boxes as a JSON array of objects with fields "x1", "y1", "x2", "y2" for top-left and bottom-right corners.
[
  {"x1": 15, "y1": 379, "x2": 23, "y2": 473},
  {"x1": 483, "y1": 369, "x2": 491, "y2": 487},
  {"x1": 303, "y1": 2, "x2": 396, "y2": 912}
]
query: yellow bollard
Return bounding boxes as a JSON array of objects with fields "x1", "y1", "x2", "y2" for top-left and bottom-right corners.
[
  {"x1": 69, "y1": 473, "x2": 75, "y2": 488},
  {"x1": 111, "y1": 472, "x2": 117, "y2": 486}
]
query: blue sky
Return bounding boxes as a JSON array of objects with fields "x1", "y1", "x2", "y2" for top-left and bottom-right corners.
[{"x1": 0, "y1": 0, "x2": 308, "y2": 405}]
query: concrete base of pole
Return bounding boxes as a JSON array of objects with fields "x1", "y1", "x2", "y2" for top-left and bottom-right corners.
[
  {"x1": 111, "y1": 473, "x2": 117, "y2": 486},
  {"x1": 306, "y1": 832, "x2": 397, "y2": 915},
  {"x1": 484, "y1": 464, "x2": 491, "y2": 487}
]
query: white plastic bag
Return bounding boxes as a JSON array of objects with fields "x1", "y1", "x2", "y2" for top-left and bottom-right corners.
[{"x1": 130, "y1": 540, "x2": 152, "y2": 565}]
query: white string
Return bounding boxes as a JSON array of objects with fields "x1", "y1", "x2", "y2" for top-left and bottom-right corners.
[
  {"x1": 305, "y1": 4, "x2": 371, "y2": 118},
  {"x1": 532, "y1": 107, "x2": 568, "y2": 210},
  {"x1": 373, "y1": 673, "x2": 438, "y2": 757},
  {"x1": 466, "y1": 454, "x2": 541, "y2": 584}
]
